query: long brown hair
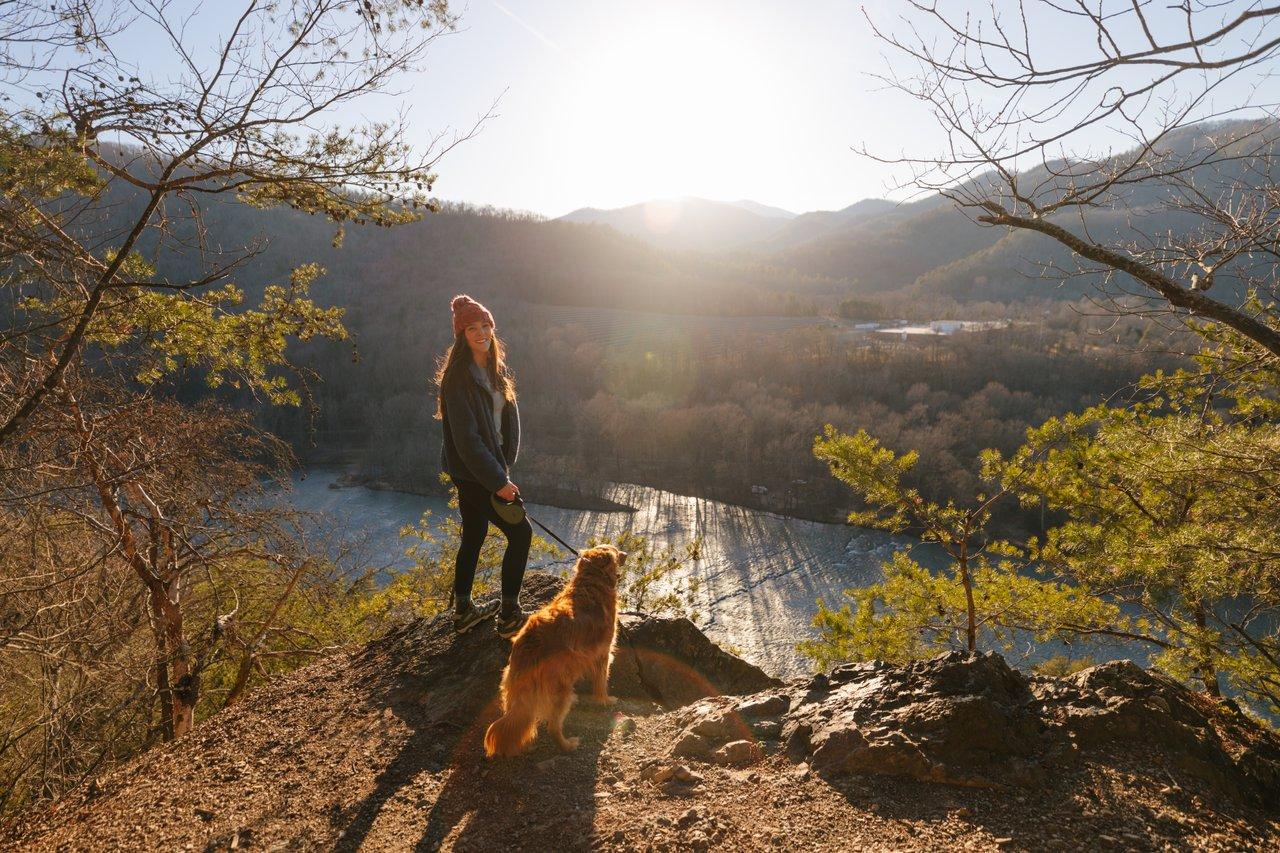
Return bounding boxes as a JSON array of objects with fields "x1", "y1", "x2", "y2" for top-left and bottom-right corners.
[{"x1": 434, "y1": 330, "x2": 517, "y2": 420}]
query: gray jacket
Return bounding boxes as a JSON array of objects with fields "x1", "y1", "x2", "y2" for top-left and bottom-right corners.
[{"x1": 439, "y1": 360, "x2": 520, "y2": 493}]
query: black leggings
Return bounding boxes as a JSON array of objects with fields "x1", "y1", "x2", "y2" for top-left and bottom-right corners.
[{"x1": 451, "y1": 476, "x2": 532, "y2": 604}]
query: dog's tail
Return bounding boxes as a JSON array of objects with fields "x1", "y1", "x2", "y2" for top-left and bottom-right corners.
[{"x1": 483, "y1": 704, "x2": 537, "y2": 757}]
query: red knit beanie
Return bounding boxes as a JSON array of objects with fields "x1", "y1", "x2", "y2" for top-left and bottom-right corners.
[{"x1": 450, "y1": 294, "x2": 495, "y2": 337}]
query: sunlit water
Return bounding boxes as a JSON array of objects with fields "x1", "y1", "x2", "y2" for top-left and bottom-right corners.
[
  {"x1": 275, "y1": 469, "x2": 1136, "y2": 679},
  {"x1": 276, "y1": 469, "x2": 941, "y2": 677}
]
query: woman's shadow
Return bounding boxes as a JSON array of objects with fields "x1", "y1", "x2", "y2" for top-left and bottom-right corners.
[{"x1": 329, "y1": 576, "x2": 618, "y2": 851}]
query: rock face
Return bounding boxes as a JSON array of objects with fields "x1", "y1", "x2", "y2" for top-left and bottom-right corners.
[
  {"x1": 787, "y1": 653, "x2": 1054, "y2": 788},
  {"x1": 612, "y1": 615, "x2": 781, "y2": 709},
  {"x1": 1038, "y1": 660, "x2": 1280, "y2": 799},
  {"x1": 666, "y1": 651, "x2": 1280, "y2": 807},
  {"x1": 355, "y1": 572, "x2": 777, "y2": 717}
]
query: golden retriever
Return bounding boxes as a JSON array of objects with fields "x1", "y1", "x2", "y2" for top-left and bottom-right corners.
[{"x1": 484, "y1": 545, "x2": 627, "y2": 756}]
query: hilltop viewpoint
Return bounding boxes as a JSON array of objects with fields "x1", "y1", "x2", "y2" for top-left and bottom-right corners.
[{"x1": 5, "y1": 573, "x2": 1278, "y2": 852}]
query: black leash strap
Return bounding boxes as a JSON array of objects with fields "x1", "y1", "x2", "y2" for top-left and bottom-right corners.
[{"x1": 526, "y1": 511, "x2": 580, "y2": 558}]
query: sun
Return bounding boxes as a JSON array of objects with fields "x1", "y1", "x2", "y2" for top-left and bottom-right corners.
[{"x1": 555, "y1": 6, "x2": 787, "y2": 206}]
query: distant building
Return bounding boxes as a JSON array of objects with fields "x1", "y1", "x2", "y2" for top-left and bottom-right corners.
[{"x1": 872, "y1": 319, "x2": 1011, "y2": 341}]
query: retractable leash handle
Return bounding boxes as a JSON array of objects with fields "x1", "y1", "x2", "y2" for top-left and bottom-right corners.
[
  {"x1": 489, "y1": 491, "x2": 527, "y2": 525},
  {"x1": 491, "y1": 492, "x2": 580, "y2": 558}
]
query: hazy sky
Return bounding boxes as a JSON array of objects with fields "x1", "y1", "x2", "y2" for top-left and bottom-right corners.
[
  {"x1": 92, "y1": 1, "x2": 1278, "y2": 219},
  {"x1": 384, "y1": 0, "x2": 918, "y2": 217}
]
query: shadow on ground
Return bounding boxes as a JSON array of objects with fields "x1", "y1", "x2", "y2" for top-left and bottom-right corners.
[{"x1": 329, "y1": 574, "x2": 617, "y2": 851}]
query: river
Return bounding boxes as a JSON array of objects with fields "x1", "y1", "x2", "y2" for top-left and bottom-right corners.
[
  {"x1": 277, "y1": 469, "x2": 954, "y2": 678},
  {"x1": 277, "y1": 469, "x2": 1141, "y2": 679}
]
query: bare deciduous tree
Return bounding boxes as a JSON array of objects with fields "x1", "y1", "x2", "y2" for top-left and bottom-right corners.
[
  {"x1": 868, "y1": 1, "x2": 1280, "y2": 358},
  {"x1": 0, "y1": 0, "x2": 481, "y2": 443},
  {"x1": 1, "y1": 0, "x2": 477, "y2": 818}
]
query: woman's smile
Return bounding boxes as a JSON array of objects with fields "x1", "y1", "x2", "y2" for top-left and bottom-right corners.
[{"x1": 465, "y1": 322, "x2": 493, "y2": 352}]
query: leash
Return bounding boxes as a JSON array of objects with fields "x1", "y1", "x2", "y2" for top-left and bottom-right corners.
[
  {"x1": 492, "y1": 493, "x2": 580, "y2": 558},
  {"x1": 525, "y1": 511, "x2": 580, "y2": 558}
]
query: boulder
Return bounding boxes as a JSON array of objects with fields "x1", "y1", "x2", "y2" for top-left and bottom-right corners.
[
  {"x1": 611, "y1": 614, "x2": 781, "y2": 708},
  {"x1": 352, "y1": 572, "x2": 568, "y2": 720},
  {"x1": 657, "y1": 650, "x2": 1280, "y2": 806},
  {"x1": 354, "y1": 573, "x2": 780, "y2": 720},
  {"x1": 783, "y1": 652, "x2": 1054, "y2": 788},
  {"x1": 1034, "y1": 660, "x2": 1280, "y2": 801}
]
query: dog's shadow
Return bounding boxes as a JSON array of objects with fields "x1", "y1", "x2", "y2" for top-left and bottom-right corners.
[
  {"x1": 331, "y1": 687, "x2": 619, "y2": 853},
  {"x1": 416, "y1": 695, "x2": 618, "y2": 851},
  {"x1": 330, "y1": 577, "x2": 631, "y2": 851}
]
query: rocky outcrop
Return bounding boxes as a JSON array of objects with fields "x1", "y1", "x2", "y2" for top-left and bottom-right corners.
[
  {"x1": 612, "y1": 615, "x2": 780, "y2": 709},
  {"x1": 9, "y1": 585, "x2": 1280, "y2": 852},
  {"x1": 665, "y1": 651, "x2": 1280, "y2": 807},
  {"x1": 1037, "y1": 660, "x2": 1280, "y2": 799},
  {"x1": 353, "y1": 572, "x2": 776, "y2": 717}
]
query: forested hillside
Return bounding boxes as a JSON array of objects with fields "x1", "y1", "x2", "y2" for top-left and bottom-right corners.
[{"x1": 68, "y1": 142, "x2": 1187, "y2": 526}]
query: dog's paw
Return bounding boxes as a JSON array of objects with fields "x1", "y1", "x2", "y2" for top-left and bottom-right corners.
[
  {"x1": 591, "y1": 694, "x2": 618, "y2": 707},
  {"x1": 558, "y1": 736, "x2": 580, "y2": 752}
]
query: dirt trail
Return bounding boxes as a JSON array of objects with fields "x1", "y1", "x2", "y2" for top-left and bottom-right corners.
[{"x1": 5, "y1": 574, "x2": 1277, "y2": 852}]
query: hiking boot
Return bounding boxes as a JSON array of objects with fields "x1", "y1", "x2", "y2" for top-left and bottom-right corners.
[
  {"x1": 494, "y1": 607, "x2": 527, "y2": 639},
  {"x1": 453, "y1": 600, "x2": 499, "y2": 634}
]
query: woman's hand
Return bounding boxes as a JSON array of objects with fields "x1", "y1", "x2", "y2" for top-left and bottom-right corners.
[{"x1": 495, "y1": 481, "x2": 519, "y2": 501}]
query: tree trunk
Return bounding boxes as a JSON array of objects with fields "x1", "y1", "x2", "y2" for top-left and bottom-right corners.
[
  {"x1": 959, "y1": 550, "x2": 977, "y2": 653},
  {"x1": 149, "y1": 597, "x2": 175, "y2": 741},
  {"x1": 1193, "y1": 602, "x2": 1222, "y2": 698},
  {"x1": 156, "y1": 580, "x2": 195, "y2": 738}
]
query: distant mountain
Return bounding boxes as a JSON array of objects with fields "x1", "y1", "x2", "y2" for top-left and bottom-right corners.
[
  {"x1": 754, "y1": 198, "x2": 907, "y2": 252},
  {"x1": 557, "y1": 196, "x2": 903, "y2": 253},
  {"x1": 558, "y1": 197, "x2": 792, "y2": 252},
  {"x1": 727, "y1": 199, "x2": 796, "y2": 219},
  {"x1": 768, "y1": 197, "x2": 999, "y2": 294},
  {"x1": 771, "y1": 119, "x2": 1274, "y2": 300}
]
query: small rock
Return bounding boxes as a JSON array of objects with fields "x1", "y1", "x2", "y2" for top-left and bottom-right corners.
[
  {"x1": 675, "y1": 766, "x2": 704, "y2": 785},
  {"x1": 712, "y1": 739, "x2": 764, "y2": 766},
  {"x1": 737, "y1": 694, "x2": 790, "y2": 719},
  {"x1": 792, "y1": 762, "x2": 811, "y2": 780},
  {"x1": 672, "y1": 731, "x2": 712, "y2": 759},
  {"x1": 651, "y1": 766, "x2": 679, "y2": 785},
  {"x1": 952, "y1": 807, "x2": 974, "y2": 820},
  {"x1": 617, "y1": 717, "x2": 637, "y2": 738},
  {"x1": 752, "y1": 719, "x2": 783, "y2": 739},
  {"x1": 678, "y1": 807, "x2": 701, "y2": 827},
  {"x1": 690, "y1": 710, "x2": 733, "y2": 740}
]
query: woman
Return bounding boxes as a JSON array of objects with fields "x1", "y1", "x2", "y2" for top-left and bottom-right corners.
[{"x1": 436, "y1": 294, "x2": 532, "y2": 638}]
